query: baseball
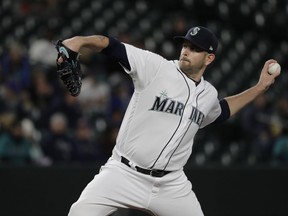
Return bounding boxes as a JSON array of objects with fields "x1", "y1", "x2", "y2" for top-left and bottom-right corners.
[{"x1": 268, "y1": 62, "x2": 281, "y2": 75}]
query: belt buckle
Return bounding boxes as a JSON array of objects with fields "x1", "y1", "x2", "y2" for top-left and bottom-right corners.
[
  {"x1": 150, "y1": 169, "x2": 164, "y2": 177},
  {"x1": 128, "y1": 161, "x2": 137, "y2": 171}
]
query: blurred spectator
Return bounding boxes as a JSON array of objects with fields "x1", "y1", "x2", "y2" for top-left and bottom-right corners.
[
  {"x1": 0, "y1": 41, "x2": 31, "y2": 91},
  {"x1": 16, "y1": 89, "x2": 37, "y2": 122},
  {"x1": 171, "y1": 15, "x2": 189, "y2": 36},
  {"x1": 0, "y1": 77, "x2": 39, "y2": 122},
  {"x1": 28, "y1": 26, "x2": 58, "y2": 69},
  {"x1": 77, "y1": 74, "x2": 111, "y2": 117},
  {"x1": 28, "y1": 68, "x2": 59, "y2": 129},
  {"x1": 270, "y1": 96, "x2": 288, "y2": 164},
  {"x1": 49, "y1": 91, "x2": 83, "y2": 129},
  {"x1": 41, "y1": 112, "x2": 77, "y2": 163},
  {"x1": 240, "y1": 95, "x2": 275, "y2": 164},
  {"x1": 0, "y1": 83, "x2": 21, "y2": 114},
  {"x1": 21, "y1": 118, "x2": 51, "y2": 166},
  {"x1": 0, "y1": 114, "x2": 31, "y2": 165},
  {"x1": 271, "y1": 127, "x2": 288, "y2": 163},
  {"x1": 274, "y1": 95, "x2": 288, "y2": 134},
  {"x1": 73, "y1": 118, "x2": 107, "y2": 163}
]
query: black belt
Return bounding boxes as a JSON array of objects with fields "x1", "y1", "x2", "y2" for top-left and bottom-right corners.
[{"x1": 121, "y1": 156, "x2": 171, "y2": 177}]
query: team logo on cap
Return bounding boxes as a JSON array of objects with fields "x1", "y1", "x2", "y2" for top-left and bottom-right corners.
[
  {"x1": 209, "y1": 46, "x2": 213, "y2": 51},
  {"x1": 190, "y1": 27, "x2": 200, "y2": 36}
]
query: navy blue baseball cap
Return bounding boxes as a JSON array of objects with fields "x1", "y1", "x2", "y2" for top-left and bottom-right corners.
[{"x1": 174, "y1": 26, "x2": 218, "y2": 54}]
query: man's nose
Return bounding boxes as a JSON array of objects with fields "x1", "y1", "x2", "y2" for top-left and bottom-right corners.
[{"x1": 182, "y1": 48, "x2": 189, "y2": 56}]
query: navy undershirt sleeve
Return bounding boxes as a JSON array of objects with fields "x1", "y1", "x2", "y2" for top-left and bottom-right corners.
[
  {"x1": 101, "y1": 36, "x2": 131, "y2": 71},
  {"x1": 213, "y1": 99, "x2": 231, "y2": 124}
]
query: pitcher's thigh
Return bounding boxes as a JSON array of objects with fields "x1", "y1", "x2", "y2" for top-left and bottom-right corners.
[
  {"x1": 150, "y1": 190, "x2": 204, "y2": 216},
  {"x1": 67, "y1": 158, "x2": 149, "y2": 216},
  {"x1": 68, "y1": 201, "x2": 117, "y2": 216}
]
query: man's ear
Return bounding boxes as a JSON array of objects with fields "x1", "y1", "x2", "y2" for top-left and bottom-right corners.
[{"x1": 206, "y1": 53, "x2": 215, "y2": 66}]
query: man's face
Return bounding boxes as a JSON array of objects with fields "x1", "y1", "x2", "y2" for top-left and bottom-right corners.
[{"x1": 178, "y1": 41, "x2": 208, "y2": 74}]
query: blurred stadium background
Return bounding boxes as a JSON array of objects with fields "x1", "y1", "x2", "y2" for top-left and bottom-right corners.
[{"x1": 0, "y1": 0, "x2": 288, "y2": 216}]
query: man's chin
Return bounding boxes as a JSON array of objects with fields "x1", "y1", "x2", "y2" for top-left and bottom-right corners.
[{"x1": 179, "y1": 62, "x2": 189, "y2": 71}]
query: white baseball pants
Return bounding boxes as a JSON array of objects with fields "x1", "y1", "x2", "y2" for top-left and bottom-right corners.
[{"x1": 68, "y1": 158, "x2": 204, "y2": 216}]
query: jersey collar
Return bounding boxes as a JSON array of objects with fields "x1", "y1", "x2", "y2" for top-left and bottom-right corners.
[{"x1": 174, "y1": 60, "x2": 203, "y2": 86}]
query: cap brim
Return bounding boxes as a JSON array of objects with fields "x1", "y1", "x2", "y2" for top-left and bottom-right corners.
[{"x1": 173, "y1": 36, "x2": 208, "y2": 52}]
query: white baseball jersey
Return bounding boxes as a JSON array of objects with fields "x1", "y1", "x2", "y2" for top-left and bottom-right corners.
[{"x1": 112, "y1": 43, "x2": 221, "y2": 171}]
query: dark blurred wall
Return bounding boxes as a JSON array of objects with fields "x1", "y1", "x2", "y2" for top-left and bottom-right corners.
[{"x1": 1, "y1": 164, "x2": 287, "y2": 216}]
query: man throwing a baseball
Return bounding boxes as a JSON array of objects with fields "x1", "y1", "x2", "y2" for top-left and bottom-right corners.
[{"x1": 56, "y1": 26, "x2": 280, "y2": 216}]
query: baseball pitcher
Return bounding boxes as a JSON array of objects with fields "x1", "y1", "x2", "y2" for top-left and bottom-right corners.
[{"x1": 56, "y1": 26, "x2": 280, "y2": 216}]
